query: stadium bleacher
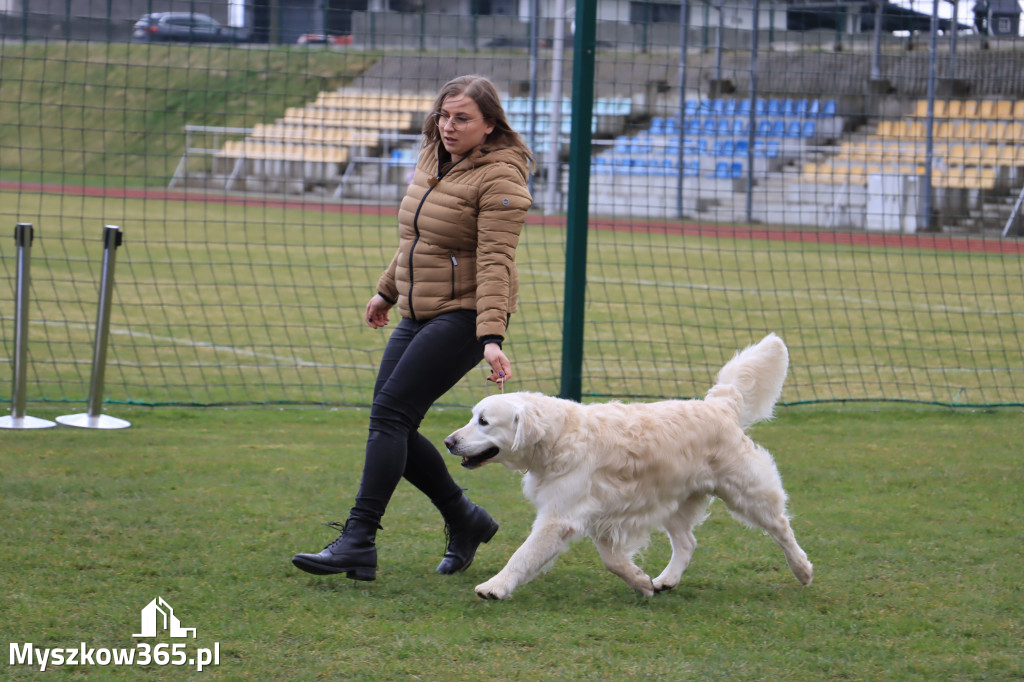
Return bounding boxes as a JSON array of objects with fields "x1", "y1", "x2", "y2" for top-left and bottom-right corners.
[
  {"x1": 804, "y1": 98, "x2": 1024, "y2": 190},
  {"x1": 589, "y1": 97, "x2": 836, "y2": 181},
  {"x1": 214, "y1": 90, "x2": 435, "y2": 190}
]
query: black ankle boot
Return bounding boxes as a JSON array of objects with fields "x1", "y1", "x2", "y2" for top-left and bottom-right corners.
[
  {"x1": 292, "y1": 519, "x2": 380, "y2": 580},
  {"x1": 436, "y1": 494, "x2": 499, "y2": 575}
]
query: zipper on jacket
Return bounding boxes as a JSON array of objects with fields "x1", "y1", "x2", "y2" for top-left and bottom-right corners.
[
  {"x1": 407, "y1": 151, "x2": 467, "y2": 321},
  {"x1": 449, "y1": 251, "x2": 458, "y2": 299}
]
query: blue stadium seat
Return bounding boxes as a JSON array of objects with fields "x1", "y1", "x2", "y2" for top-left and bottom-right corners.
[
  {"x1": 821, "y1": 99, "x2": 837, "y2": 117},
  {"x1": 801, "y1": 120, "x2": 816, "y2": 138},
  {"x1": 795, "y1": 99, "x2": 809, "y2": 117},
  {"x1": 782, "y1": 99, "x2": 796, "y2": 117},
  {"x1": 754, "y1": 140, "x2": 780, "y2": 158},
  {"x1": 771, "y1": 120, "x2": 786, "y2": 137},
  {"x1": 768, "y1": 99, "x2": 781, "y2": 116},
  {"x1": 717, "y1": 139, "x2": 735, "y2": 156},
  {"x1": 717, "y1": 118, "x2": 732, "y2": 136},
  {"x1": 702, "y1": 118, "x2": 717, "y2": 136},
  {"x1": 630, "y1": 138, "x2": 652, "y2": 155},
  {"x1": 683, "y1": 160, "x2": 700, "y2": 177},
  {"x1": 735, "y1": 139, "x2": 749, "y2": 155},
  {"x1": 732, "y1": 118, "x2": 747, "y2": 135},
  {"x1": 709, "y1": 161, "x2": 742, "y2": 179},
  {"x1": 591, "y1": 156, "x2": 611, "y2": 174},
  {"x1": 786, "y1": 120, "x2": 802, "y2": 138}
]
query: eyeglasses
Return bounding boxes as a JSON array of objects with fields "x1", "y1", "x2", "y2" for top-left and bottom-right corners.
[{"x1": 432, "y1": 112, "x2": 485, "y2": 131}]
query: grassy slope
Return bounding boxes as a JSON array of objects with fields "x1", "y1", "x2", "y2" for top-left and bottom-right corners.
[{"x1": 0, "y1": 42, "x2": 377, "y2": 185}]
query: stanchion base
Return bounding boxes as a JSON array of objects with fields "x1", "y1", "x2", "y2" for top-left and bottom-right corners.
[
  {"x1": 55, "y1": 413, "x2": 131, "y2": 429},
  {"x1": 0, "y1": 414, "x2": 57, "y2": 429}
]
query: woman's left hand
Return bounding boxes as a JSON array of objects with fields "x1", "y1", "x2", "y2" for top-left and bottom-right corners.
[{"x1": 484, "y1": 343, "x2": 511, "y2": 388}]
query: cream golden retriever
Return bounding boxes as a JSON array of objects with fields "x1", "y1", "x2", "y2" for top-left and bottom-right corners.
[{"x1": 444, "y1": 333, "x2": 813, "y2": 600}]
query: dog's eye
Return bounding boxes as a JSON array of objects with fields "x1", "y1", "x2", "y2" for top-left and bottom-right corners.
[{"x1": 478, "y1": 416, "x2": 489, "y2": 426}]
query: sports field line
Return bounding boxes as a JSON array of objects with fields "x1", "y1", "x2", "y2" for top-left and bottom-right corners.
[{"x1": 519, "y1": 267, "x2": 1016, "y2": 316}]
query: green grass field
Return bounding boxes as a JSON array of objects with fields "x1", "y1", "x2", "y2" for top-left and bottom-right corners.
[{"x1": 1, "y1": 404, "x2": 1021, "y2": 680}]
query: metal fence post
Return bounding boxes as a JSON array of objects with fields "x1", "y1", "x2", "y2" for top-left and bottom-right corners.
[
  {"x1": 0, "y1": 223, "x2": 56, "y2": 429},
  {"x1": 57, "y1": 226, "x2": 131, "y2": 429},
  {"x1": 558, "y1": 0, "x2": 597, "y2": 402}
]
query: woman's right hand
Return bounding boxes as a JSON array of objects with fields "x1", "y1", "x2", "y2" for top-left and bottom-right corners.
[{"x1": 365, "y1": 294, "x2": 392, "y2": 329}]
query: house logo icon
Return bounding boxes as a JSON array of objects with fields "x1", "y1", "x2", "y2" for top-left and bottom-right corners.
[{"x1": 132, "y1": 597, "x2": 196, "y2": 639}]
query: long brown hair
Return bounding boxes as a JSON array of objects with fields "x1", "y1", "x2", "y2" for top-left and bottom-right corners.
[{"x1": 421, "y1": 75, "x2": 534, "y2": 171}]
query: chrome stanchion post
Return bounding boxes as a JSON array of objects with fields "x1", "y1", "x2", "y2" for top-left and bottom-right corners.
[
  {"x1": 1, "y1": 223, "x2": 56, "y2": 429},
  {"x1": 57, "y1": 225, "x2": 130, "y2": 429}
]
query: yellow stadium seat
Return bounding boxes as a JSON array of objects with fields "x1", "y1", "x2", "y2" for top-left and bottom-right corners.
[
  {"x1": 981, "y1": 144, "x2": 1000, "y2": 166},
  {"x1": 950, "y1": 121, "x2": 972, "y2": 143},
  {"x1": 981, "y1": 168, "x2": 996, "y2": 189},
  {"x1": 997, "y1": 145, "x2": 1017, "y2": 166},
  {"x1": 979, "y1": 100, "x2": 996, "y2": 119},
  {"x1": 964, "y1": 144, "x2": 984, "y2": 164},
  {"x1": 1015, "y1": 101, "x2": 1024, "y2": 120},
  {"x1": 946, "y1": 100, "x2": 963, "y2": 118},
  {"x1": 963, "y1": 100, "x2": 980, "y2": 118}
]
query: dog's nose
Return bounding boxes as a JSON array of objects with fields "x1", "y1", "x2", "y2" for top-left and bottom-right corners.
[{"x1": 443, "y1": 436, "x2": 456, "y2": 451}]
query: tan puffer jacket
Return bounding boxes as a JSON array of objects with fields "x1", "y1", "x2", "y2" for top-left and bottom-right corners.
[{"x1": 376, "y1": 142, "x2": 533, "y2": 341}]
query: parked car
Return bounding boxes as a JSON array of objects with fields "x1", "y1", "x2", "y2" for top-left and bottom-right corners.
[
  {"x1": 132, "y1": 12, "x2": 248, "y2": 43},
  {"x1": 296, "y1": 34, "x2": 352, "y2": 46}
]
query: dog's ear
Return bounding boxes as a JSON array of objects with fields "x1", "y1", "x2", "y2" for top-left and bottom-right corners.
[{"x1": 511, "y1": 399, "x2": 544, "y2": 450}]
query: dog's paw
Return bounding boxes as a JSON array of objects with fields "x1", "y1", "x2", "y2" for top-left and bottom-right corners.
[
  {"x1": 652, "y1": 579, "x2": 676, "y2": 593},
  {"x1": 635, "y1": 577, "x2": 656, "y2": 598},
  {"x1": 475, "y1": 578, "x2": 512, "y2": 600}
]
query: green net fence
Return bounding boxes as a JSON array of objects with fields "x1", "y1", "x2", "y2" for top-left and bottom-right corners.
[{"x1": 1, "y1": 1, "x2": 1022, "y2": 411}]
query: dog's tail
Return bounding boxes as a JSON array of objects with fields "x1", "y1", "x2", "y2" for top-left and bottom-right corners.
[{"x1": 706, "y1": 333, "x2": 788, "y2": 430}]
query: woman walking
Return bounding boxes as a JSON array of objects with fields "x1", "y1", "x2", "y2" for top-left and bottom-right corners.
[{"x1": 292, "y1": 75, "x2": 533, "y2": 581}]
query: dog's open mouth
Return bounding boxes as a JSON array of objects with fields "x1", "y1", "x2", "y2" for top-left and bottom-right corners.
[{"x1": 460, "y1": 446, "x2": 500, "y2": 469}]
